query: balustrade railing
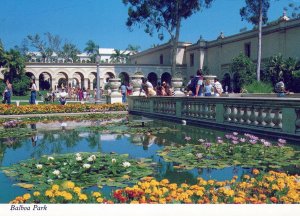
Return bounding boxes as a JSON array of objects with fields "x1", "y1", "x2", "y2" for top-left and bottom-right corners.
[{"x1": 128, "y1": 96, "x2": 300, "y2": 137}]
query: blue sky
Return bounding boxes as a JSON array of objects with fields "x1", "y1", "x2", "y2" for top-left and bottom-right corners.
[{"x1": 0, "y1": 0, "x2": 297, "y2": 51}]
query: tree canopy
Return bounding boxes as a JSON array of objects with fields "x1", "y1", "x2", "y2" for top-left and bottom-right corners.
[
  {"x1": 123, "y1": 0, "x2": 213, "y2": 74},
  {"x1": 240, "y1": 0, "x2": 270, "y2": 25}
]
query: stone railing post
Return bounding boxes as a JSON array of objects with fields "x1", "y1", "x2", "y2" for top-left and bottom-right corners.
[
  {"x1": 215, "y1": 103, "x2": 225, "y2": 124},
  {"x1": 149, "y1": 99, "x2": 154, "y2": 113},
  {"x1": 282, "y1": 108, "x2": 297, "y2": 134},
  {"x1": 176, "y1": 100, "x2": 182, "y2": 118}
]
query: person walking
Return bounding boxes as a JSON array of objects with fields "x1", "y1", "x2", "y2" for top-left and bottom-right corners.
[
  {"x1": 29, "y1": 79, "x2": 37, "y2": 104},
  {"x1": 2, "y1": 79, "x2": 12, "y2": 105}
]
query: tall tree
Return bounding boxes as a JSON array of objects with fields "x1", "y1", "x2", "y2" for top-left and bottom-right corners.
[
  {"x1": 84, "y1": 40, "x2": 99, "y2": 63},
  {"x1": 27, "y1": 32, "x2": 62, "y2": 63},
  {"x1": 123, "y1": 0, "x2": 213, "y2": 75},
  {"x1": 284, "y1": 2, "x2": 300, "y2": 19},
  {"x1": 59, "y1": 43, "x2": 80, "y2": 63},
  {"x1": 110, "y1": 49, "x2": 126, "y2": 63},
  {"x1": 240, "y1": 0, "x2": 270, "y2": 81}
]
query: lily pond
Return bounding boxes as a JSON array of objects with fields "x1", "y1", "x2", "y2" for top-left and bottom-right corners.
[{"x1": 0, "y1": 114, "x2": 299, "y2": 203}]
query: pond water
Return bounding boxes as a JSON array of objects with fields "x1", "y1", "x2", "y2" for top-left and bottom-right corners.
[{"x1": 0, "y1": 117, "x2": 299, "y2": 203}]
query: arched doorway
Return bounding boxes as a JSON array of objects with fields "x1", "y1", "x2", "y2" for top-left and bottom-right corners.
[
  {"x1": 119, "y1": 72, "x2": 130, "y2": 85},
  {"x1": 25, "y1": 72, "x2": 35, "y2": 80},
  {"x1": 73, "y1": 72, "x2": 84, "y2": 89},
  {"x1": 222, "y1": 73, "x2": 231, "y2": 93},
  {"x1": 161, "y1": 72, "x2": 172, "y2": 85},
  {"x1": 39, "y1": 72, "x2": 52, "y2": 90},
  {"x1": 232, "y1": 73, "x2": 241, "y2": 93},
  {"x1": 147, "y1": 72, "x2": 158, "y2": 87},
  {"x1": 88, "y1": 72, "x2": 97, "y2": 90},
  {"x1": 104, "y1": 72, "x2": 115, "y2": 83},
  {"x1": 56, "y1": 72, "x2": 68, "y2": 89}
]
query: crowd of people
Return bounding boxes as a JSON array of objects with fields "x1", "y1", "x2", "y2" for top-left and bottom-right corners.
[{"x1": 0, "y1": 70, "x2": 292, "y2": 106}]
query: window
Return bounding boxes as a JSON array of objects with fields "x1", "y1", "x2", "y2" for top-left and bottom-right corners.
[
  {"x1": 190, "y1": 53, "x2": 194, "y2": 67},
  {"x1": 244, "y1": 43, "x2": 251, "y2": 58},
  {"x1": 160, "y1": 54, "x2": 164, "y2": 64}
]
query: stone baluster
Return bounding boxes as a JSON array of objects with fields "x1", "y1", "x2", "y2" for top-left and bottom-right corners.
[
  {"x1": 236, "y1": 106, "x2": 243, "y2": 124},
  {"x1": 249, "y1": 106, "x2": 256, "y2": 125},
  {"x1": 229, "y1": 105, "x2": 235, "y2": 122},
  {"x1": 256, "y1": 107, "x2": 264, "y2": 126},
  {"x1": 272, "y1": 109, "x2": 282, "y2": 129},
  {"x1": 224, "y1": 105, "x2": 230, "y2": 121},
  {"x1": 242, "y1": 106, "x2": 249, "y2": 124},
  {"x1": 211, "y1": 104, "x2": 216, "y2": 120},
  {"x1": 264, "y1": 108, "x2": 272, "y2": 128}
]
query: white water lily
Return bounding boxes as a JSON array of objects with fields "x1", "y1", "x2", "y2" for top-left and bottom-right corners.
[
  {"x1": 76, "y1": 156, "x2": 82, "y2": 161},
  {"x1": 87, "y1": 155, "x2": 96, "y2": 162},
  {"x1": 36, "y1": 164, "x2": 43, "y2": 169},
  {"x1": 52, "y1": 170, "x2": 60, "y2": 176},
  {"x1": 47, "y1": 157, "x2": 54, "y2": 161},
  {"x1": 122, "y1": 161, "x2": 131, "y2": 168},
  {"x1": 83, "y1": 164, "x2": 91, "y2": 169},
  {"x1": 111, "y1": 158, "x2": 116, "y2": 163},
  {"x1": 75, "y1": 153, "x2": 81, "y2": 157},
  {"x1": 63, "y1": 162, "x2": 67, "y2": 166},
  {"x1": 47, "y1": 179, "x2": 53, "y2": 183}
]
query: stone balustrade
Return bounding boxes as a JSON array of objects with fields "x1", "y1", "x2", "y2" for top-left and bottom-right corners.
[{"x1": 128, "y1": 96, "x2": 300, "y2": 140}]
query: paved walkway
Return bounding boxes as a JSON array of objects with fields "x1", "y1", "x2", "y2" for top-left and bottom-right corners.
[{"x1": 0, "y1": 111, "x2": 128, "y2": 119}]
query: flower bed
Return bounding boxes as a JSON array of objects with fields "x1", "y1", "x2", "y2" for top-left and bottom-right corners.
[
  {"x1": 0, "y1": 103, "x2": 126, "y2": 115},
  {"x1": 1, "y1": 152, "x2": 155, "y2": 189},
  {"x1": 157, "y1": 133, "x2": 300, "y2": 170},
  {"x1": 10, "y1": 170, "x2": 300, "y2": 204}
]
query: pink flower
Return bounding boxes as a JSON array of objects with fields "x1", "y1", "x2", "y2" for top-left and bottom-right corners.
[
  {"x1": 240, "y1": 138, "x2": 246, "y2": 143},
  {"x1": 231, "y1": 136, "x2": 239, "y2": 141},
  {"x1": 198, "y1": 139, "x2": 205, "y2": 143},
  {"x1": 263, "y1": 141, "x2": 272, "y2": 147},
  {"x1": 225, "y1": 134, "x2": 232, "y2": 139},
  {"x1": 249, "y1": 140, "x2": 257, "y2": 145},
  {"x1": 232, "y1": 140, "x2": 239, "y2": 145},
  {"x1": 233, "y1": 132, "x2": 238, "y2": 136},
  {"x1": 278, "y1": 139, "x2": 286, "y2": 144}
]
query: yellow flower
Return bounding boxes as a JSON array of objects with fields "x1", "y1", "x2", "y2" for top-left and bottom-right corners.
[
  {"x1": 168, "y1": 183, "x2": 177, "y2": 190},
  {"x1": 207, "y1": 180, "x2": 215, "y2": 185},
  {"x1": 158, "y1": 198, "x2": 166, "y2": 204},
  {"x1": 63, "y1": 193, "x2": 73, "y2": 201},
  {"x1": 212, "y1": 195, "x2": 218, "y2": 203},
  {"x1": 73, "y1": 187, "x2": 81, "y2": 194},
  {"x1": 272, "y1": 184, "x2": 280, "y2": 191},
  {"x1": 150, "y1": 180, "x2": 159, "y2": 187},
  {"x1": 33, "y1": 191, "x2": 40, "y2": 197},
  {"x1": 160, "y1": 179, "x2": 169, "y2": 185},
  {"x1": 23, "y1": 193, "x2": 31, "y2": 200},
  {"x1": 243, "y1": 175, "x2": 250, "y2": 180},
  {"x1": 64, "y1": 181, "x2": 75, "y2": 189},
  {"x1": 45, "y1": 190, "x2": 54, "y2": 198},
  {"x1": 150, "y1": 196, "x2": 157, "y2": 201},
  {"x1": 92, "y1": 192, "x2": 101, "y2": 198},
  {"x1": 79, "y1": 193, "x2": 88, "y2": 201},
  {"x1": 130, "y1": 200, "x2": 139, "y2": 204},
  {"x1": 97, "y1": 197, "x2": 104, "y2": 203},
  {"x1": 196, "y1": 190, "x2": 204, "y2": 197},
  {"x1": 52, "y1": 184, "x2": 59, "y2": 191},
  {"x1": 252, "y1": 169, "x2": 260, "y2": 175},
  {"x1": 145, "y1": 189, "x2": 152, "y2": 194}
]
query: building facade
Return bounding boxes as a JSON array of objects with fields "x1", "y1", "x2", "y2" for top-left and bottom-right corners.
[{"x1": 2, "y1": 14, "x2": 298, "y2": 91}]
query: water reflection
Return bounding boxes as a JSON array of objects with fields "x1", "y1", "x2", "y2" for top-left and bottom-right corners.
[{"x1": 0, "y1": 118, "x2": 299, "y2": 203}]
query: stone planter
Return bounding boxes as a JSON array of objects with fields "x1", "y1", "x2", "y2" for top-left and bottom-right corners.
[
  {"x1": 107, "y1": 78, "x2": 122, "y2": 104},
  {"x1": 130, "y1": 75, "x2": 144, "y2": 96},
  {"x1": 203, "y1": 75, "x2": 217, "y2": 84},
  {"x1": 171, "y1": 77, "x2": 185, "y2": 96}
]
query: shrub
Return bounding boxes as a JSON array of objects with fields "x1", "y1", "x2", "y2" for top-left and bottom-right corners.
[{"x1": 242, "y1": 81, "x2": 274, "y2": 93}]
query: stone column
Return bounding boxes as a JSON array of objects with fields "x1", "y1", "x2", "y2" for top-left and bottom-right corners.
[
  {"x1": 35, "y1": 79, "x2": 40, "y2": 91},
  {"x1": 130, "y1": 75, "x2": 144, "y2": 96},
  {"x1": 84, "y1": 78, "x2": 89, "y2": 89},
  {"x1": 51, "y1": 78, "x2": 57, "y2": 91}
]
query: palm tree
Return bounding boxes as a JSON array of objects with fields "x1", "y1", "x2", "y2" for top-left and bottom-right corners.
[
  {"x1": 59, "y1": 43, "x2": 80, "y2": 63},
  {"x1": 110, "y1": 49, "x2": 126, "y2": 63},
  {"x1": 84, "y1": 40, "x2": 99, "y2": 63}
]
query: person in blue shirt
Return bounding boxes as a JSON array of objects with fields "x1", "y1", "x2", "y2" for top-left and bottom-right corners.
[{"x1": 120, "y1": 83, "x2": 127, "y2": 103}]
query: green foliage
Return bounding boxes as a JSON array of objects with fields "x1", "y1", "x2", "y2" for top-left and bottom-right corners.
[
  {"x1": 230, "y1": 53, "x2": 255, "y2": 92},
  {"x1": 12, "y1": 74, "x2": 30, "y2": 96},
  {"x1": 242, "y1": 81, "x2": 273, "y2": 93},
  {"x1": 84, "y1": 40, "x2": 99, "y2": 63},
  {"x1": 1, "y1": 152, "x2": 155, "y2": 188},
  {"x1": 240, "y1": 0, "x2": 270, "y2": 25},
  {"x1": 157, "y1": 135, "x2": 300, "y2": 170},
  {"x1": 263, "y1": 54, "x2": 300, "y2": 92}
]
